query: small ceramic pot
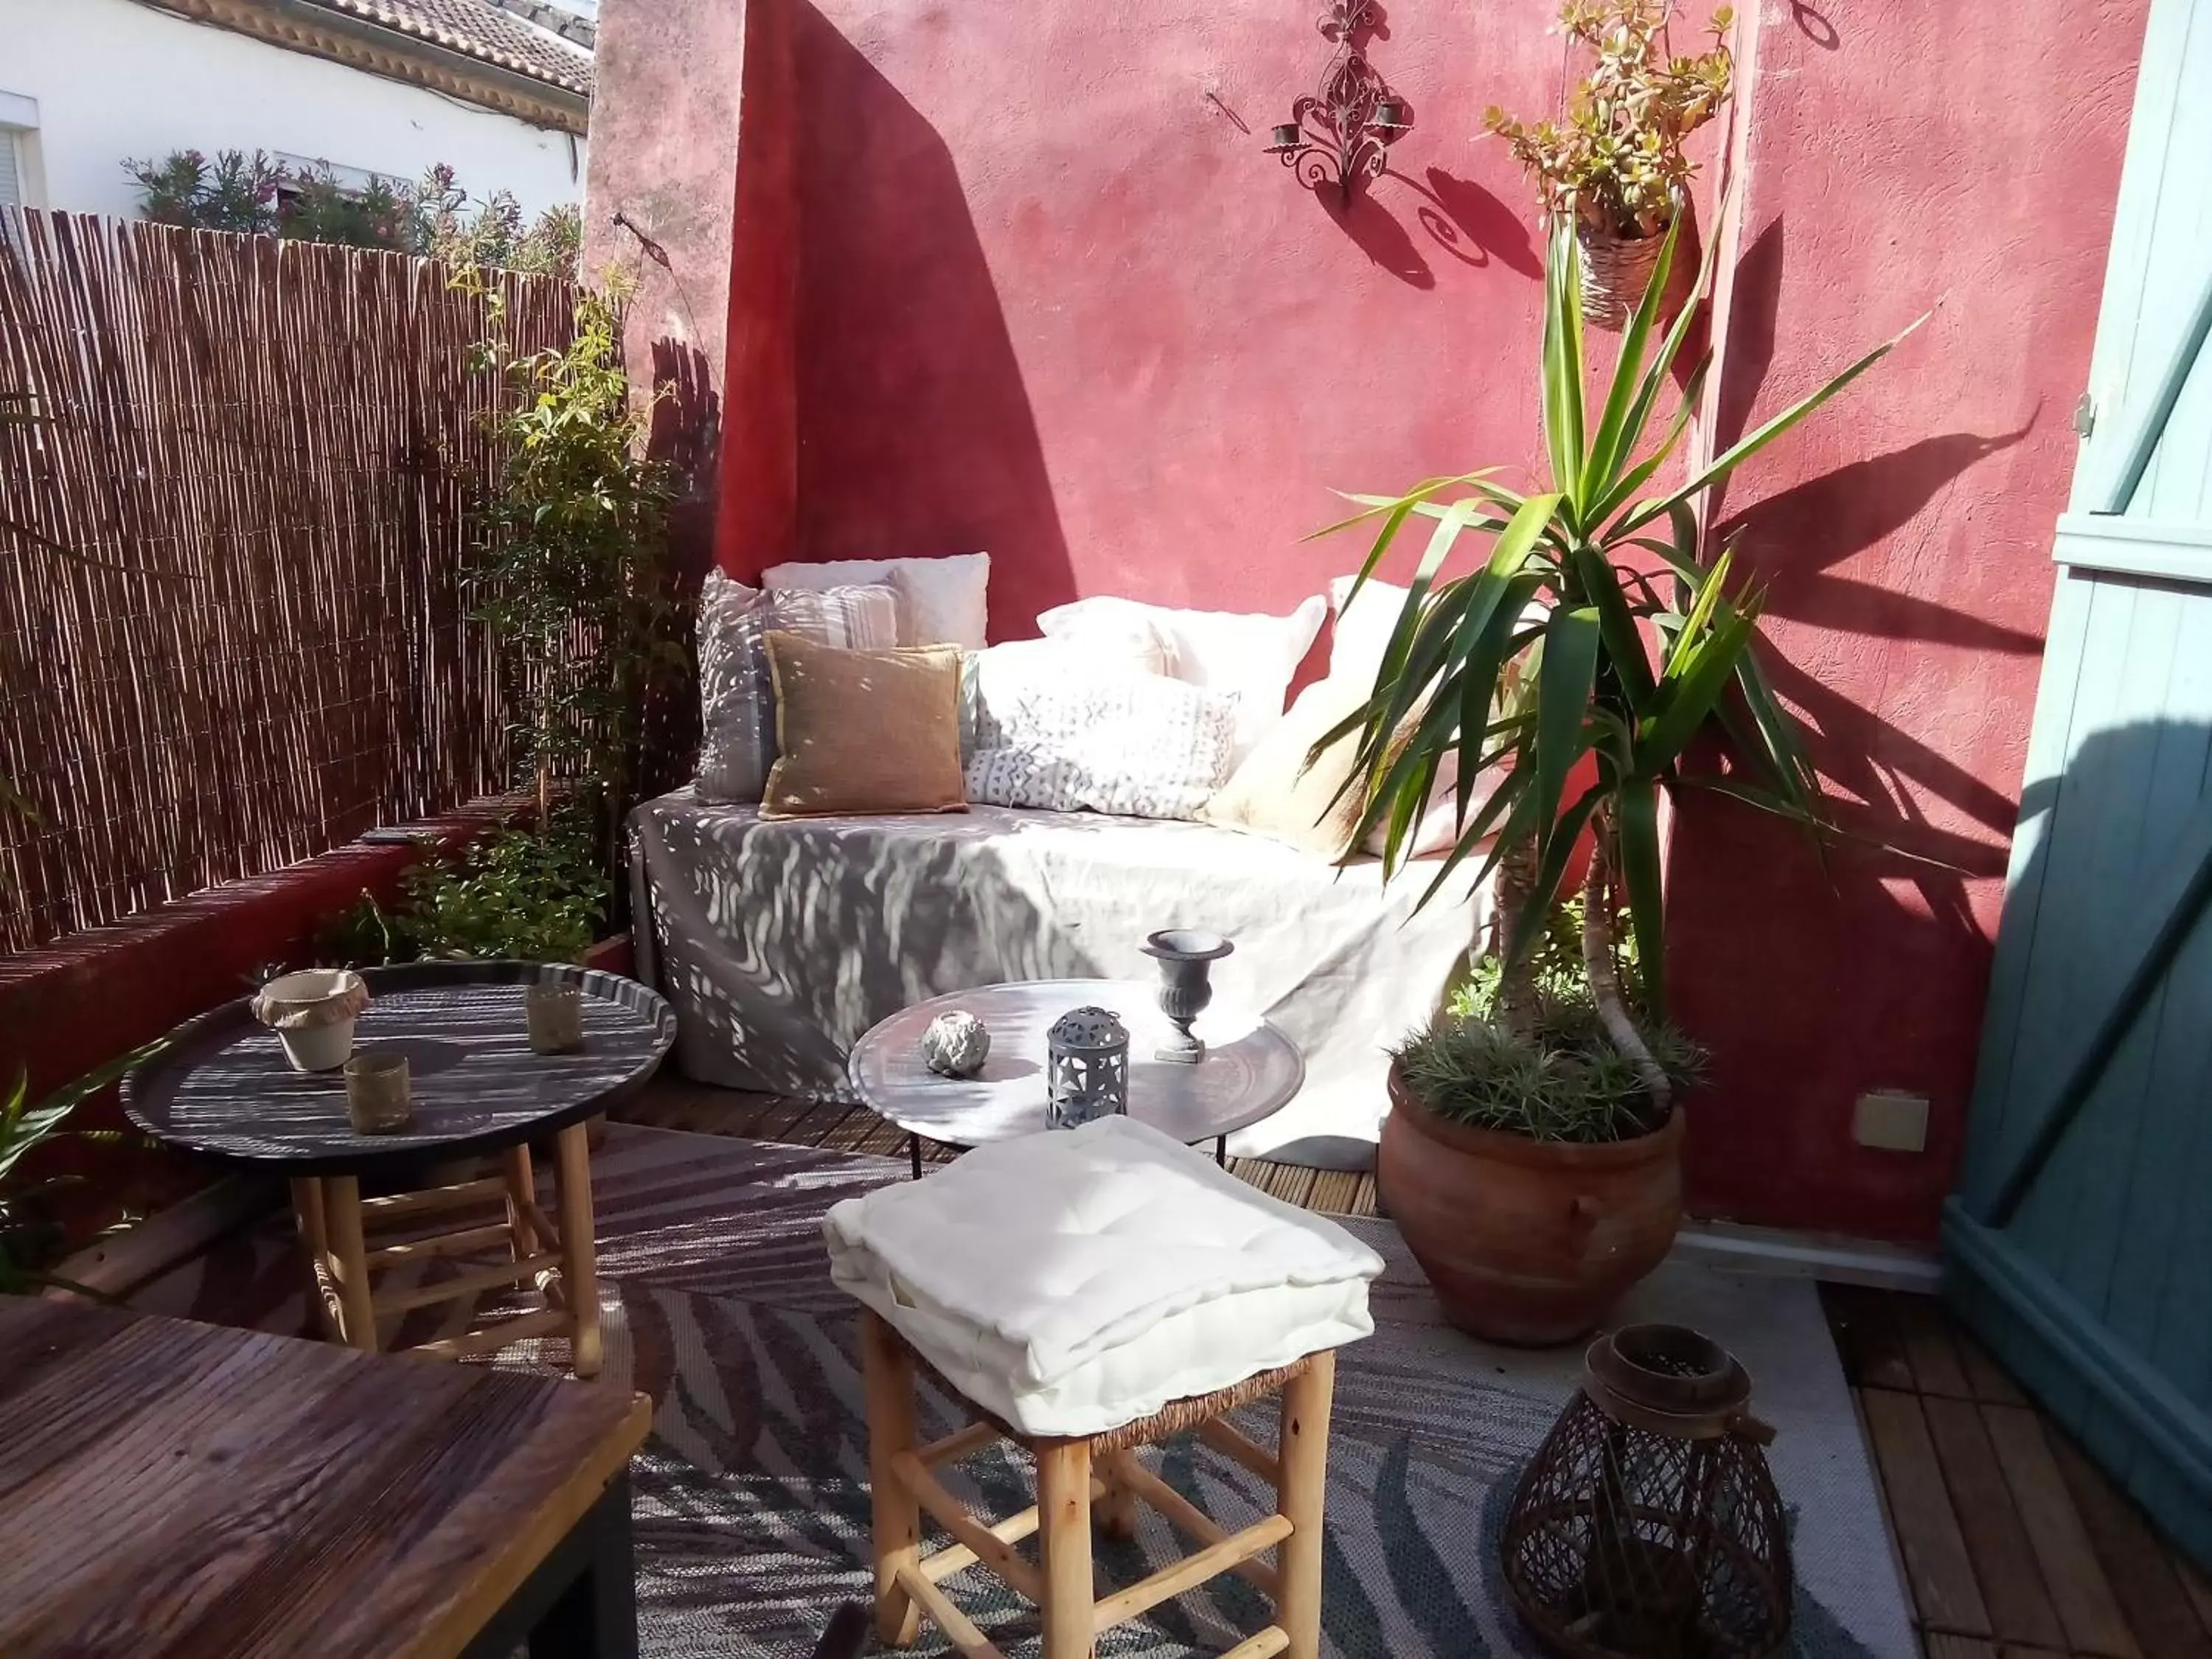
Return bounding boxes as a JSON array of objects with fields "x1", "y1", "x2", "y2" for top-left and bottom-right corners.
[
  {"x1": 344, "y1": 1050, "x2": 412, "y2": 1134},
  {"x1": 1140, "y1": 929, "x2": 1234, "y2": 1063},
  {"x1": 526, "y1": 981, "x2": 585, "y2": 1055},
  {"x1": 252, "y1": 968, "x2": 370, "y2": 1073}
]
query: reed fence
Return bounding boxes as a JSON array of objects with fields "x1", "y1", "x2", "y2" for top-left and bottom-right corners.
[{"x1": 0, "y1": 212, "x2": 574, "y2": 953}]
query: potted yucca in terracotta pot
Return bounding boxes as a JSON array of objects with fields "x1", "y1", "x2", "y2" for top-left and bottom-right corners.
[
  {"x1": 1485, "y1": 0, "x2": 1734, "y2": 329},
  {"x1": 1317, "y1": 212, "x2": 1919, "y2": 1344}
]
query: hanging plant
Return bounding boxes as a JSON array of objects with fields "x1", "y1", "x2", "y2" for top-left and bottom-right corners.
[{"x1": 1484, "y1": 1, "x2": 1734, "y2": 327}]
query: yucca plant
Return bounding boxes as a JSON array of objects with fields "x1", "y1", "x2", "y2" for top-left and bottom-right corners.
[{"x1": 1325, "y1": 212, "x2": 1919, "y2": 1113}]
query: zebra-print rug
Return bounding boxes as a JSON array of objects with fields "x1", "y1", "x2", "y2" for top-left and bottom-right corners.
[{"x1": 134, "y1": 1121, "x2": 1915, "y2": 1658}]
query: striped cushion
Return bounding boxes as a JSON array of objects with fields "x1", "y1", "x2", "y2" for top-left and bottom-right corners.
[{"x1": 695, "y1": 572, "x2": 899, "y2": 803}]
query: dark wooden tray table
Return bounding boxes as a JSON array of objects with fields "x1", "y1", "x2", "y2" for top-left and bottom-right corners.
[{"x1": 124, "y1": 961, "x2": 676, "y2": 1375}]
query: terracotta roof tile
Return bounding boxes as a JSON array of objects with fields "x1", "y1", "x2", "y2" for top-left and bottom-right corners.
[{"x1": 296, "y1": 0, "x2": 594, "y2": 97}]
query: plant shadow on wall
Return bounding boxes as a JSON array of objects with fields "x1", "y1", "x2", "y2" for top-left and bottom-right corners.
[
  {"x1": 791, "y1": 1, "x2": 1073, "y2": 628},
  {"x1": 1704, "y1": 214, "x2": 2042, "y2": 901}
]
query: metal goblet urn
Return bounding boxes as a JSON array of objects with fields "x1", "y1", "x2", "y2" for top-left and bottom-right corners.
[{"x1": 1140, "y1": 929, "x2": 1234, "y2": 1063}]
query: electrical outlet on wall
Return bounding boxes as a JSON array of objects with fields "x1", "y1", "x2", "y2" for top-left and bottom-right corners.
[{"x1": 1854, "y1": 1091, "x2": 1930, "y2": 1153}]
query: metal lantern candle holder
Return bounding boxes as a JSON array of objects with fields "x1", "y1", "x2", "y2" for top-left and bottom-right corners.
[
  {"x1": 1500, "y1": 1324, "x2": 1792, "y2": 1659},
  {"x1": 1046, "y1": 1006, "x2": 1130, "y2": 1129}
]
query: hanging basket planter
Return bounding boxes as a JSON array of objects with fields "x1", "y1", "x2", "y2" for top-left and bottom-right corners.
[{"x1": 1577, "y1": 222, "x2": 1672, "y2": 333}]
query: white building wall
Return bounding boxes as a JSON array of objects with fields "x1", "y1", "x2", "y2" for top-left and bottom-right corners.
[{"x1": 0, "y1": 0, "x2": 585, "y2": 219}]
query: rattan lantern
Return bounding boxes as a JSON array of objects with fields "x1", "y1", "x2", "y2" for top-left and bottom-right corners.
[
  {"x1": 1501, "y1": 1324, "x2": 1791, "y2": 1659},
  {"x1": 1046, "y1": 1006, "x2": 1130, "y2": 1129}
]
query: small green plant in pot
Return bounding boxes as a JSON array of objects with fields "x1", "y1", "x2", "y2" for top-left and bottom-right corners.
[
  {"x1": 1323, "y1": 212, "x2": 1917, "y2": 1343},
  {"x1": 1485, "y1": 0, "x2": 1734, "y2": 328}
]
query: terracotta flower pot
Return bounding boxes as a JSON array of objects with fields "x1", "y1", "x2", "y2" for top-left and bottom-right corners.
[{"x1": 1379, "y1": 1063, "x2": 1683, "y2": 1346}]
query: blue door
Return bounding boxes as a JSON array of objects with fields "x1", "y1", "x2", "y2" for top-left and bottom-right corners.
[{"x1": 1947, "y1": 0, "x2": 2212, "y2": 1568}]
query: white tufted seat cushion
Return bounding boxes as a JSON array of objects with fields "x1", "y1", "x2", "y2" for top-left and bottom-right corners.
[{"x1": 823, "y1": 1116, "x2": 1384, "y2": 1437}]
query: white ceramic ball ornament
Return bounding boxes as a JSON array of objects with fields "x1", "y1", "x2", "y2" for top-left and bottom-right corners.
[{"x1": 919, "y1": 1009, "x2": 991, "y2": 1078}]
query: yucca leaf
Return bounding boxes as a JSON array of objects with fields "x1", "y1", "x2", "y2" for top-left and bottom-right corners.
[
  {"x1": 1615, "y1": 777, "x2": 1666, "y2": 1015},
  {"x1": 1419, "y1": 764, "x2": 1538, "y2": 909},
  {"x1": 1587, "y1": 355, "x2": 1711, "y2": 532},
  {"x1": 1542, "y1": 218, "x2": 1587, "y2": 508},
  {"x1": 1621, "y1": 313, "x2": 1929, "y2": 537},
  {"x1": 1569, "y1": 543, "x2": 1655, "y2": 706},
  {"x1": 1663, "y1": 544, "x2": 1735, "y2": 681},
  {"x1": 1635, "y1": 604, "x2": 1761, "y2": 778},
  {"x1": 1531, "y1": 605, "x2": 1601, "y2": 867},
  {"x1": 1582, "y1": 215, "x2": 1683, "y2": 502},
  {"x1": 1308, "y1": 471, "x2": 1495, "y2": 543}
]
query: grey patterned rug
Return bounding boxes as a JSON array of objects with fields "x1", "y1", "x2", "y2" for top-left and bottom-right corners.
[{"x1": 136, "y1": 1123, "x2": 1917, "y2": 1658}]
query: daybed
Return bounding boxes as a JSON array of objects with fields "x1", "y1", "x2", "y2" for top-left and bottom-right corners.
[{"x1": 628, "y1": 792, "x2": 1482, "y2": 1168}]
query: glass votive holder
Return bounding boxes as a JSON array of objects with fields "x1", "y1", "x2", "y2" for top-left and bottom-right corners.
[
  {"x1": 344, "y1": 1050, "x2": 412, "y2": 1134},
  {"x1": 526, "y1": 981, "x2": 585, "y2": 1055}
]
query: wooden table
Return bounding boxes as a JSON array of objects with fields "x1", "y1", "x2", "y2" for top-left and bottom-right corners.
[
  {"x1": 0, "y1": 1295, "x2": 652, "y2": 1659},
  {"x1": 124, "y1": 962, "x2": 676, "y2": 1377},
  {"x1": 848, "y1": 978, "x2": 1304, "y2": 1177}
]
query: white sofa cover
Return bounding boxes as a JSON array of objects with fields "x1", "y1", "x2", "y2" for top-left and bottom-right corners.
[{"x1": 629, "y1": 787, "x2": 1484, "y2": 1166}]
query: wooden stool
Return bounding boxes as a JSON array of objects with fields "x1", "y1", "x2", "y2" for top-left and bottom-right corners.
[
  {"x1": 289, "y1": 1120, "x2": 602, "y2": 1376},
  {"x1": 860, "y1": 1310, "x2": 1338, "y2": 1659}
]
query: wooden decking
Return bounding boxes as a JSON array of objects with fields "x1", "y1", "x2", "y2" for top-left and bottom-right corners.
[{"x1": 617, "y1": 1077, "x2": 2212, "y2": 1659}]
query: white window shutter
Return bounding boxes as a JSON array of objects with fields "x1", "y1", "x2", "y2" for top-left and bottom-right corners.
[{"x1": 0, "y1": 135, "x2": 21, "y2": 211}]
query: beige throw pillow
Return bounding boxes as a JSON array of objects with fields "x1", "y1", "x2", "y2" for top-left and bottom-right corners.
[
  {"x1": 760, "y1": 633, "x2": 969, "y2": 819},
  {"x1": 1200, "y1": 676, "x2": 1378, "y2": 859},
  {"x1": 695, "y1": 572, "x2": 900, "y2": 804}
]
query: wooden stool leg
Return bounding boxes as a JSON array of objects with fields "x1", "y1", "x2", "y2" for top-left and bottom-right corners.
[
  {"x1": 290, "y1": 1178, "x2": 334, "y2": 1339},
  {"x1": 1096, "y1": 1461, "x2": 1136, "y2": 1541},
  {"x1": 502, "y1": 1144, "x2": 539, "y2": 1259},
  {"x1": 1037, "y1": 1441, "x2": 1096, "y2": 1659},
  {"x1": 1276, "y1": 1350, "x2": 1336, "y2": 1659},
  {"x1": 323, "y1": 1175, "x2": 378, "y2": 1352},
  {"x1": 860, "y1": 1312, "x2": 923, "y2": 1649},
  {"x1": 552, "y1": 1123, "x2": 602, "y2": 1380}
]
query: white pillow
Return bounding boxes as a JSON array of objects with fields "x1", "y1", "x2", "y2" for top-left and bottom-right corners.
[
  {"x1": 1328, "y1": 574, "x2": 1415, "y2": 689},
  {"x1": 695, "y1": 573, "x2": 899, "y2": 803},
  {"x1": 763, "y1": 552, "x2": 990, "y2": 648},
  {"x1": 962, "y1": 644, "x2": 1239, "y2": 820},
  {"x1": 1037, "y1": 594, "x2": 1326, "y2": 764}
]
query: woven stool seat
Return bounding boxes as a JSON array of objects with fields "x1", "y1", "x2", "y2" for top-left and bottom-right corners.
[{"x1": 827, "y1": 1116, "x2": 1382, "y2": 1658}]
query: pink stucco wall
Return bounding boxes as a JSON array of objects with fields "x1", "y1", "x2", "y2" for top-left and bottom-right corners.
[
  {"x1": 688, "y1": 0, "x2": 2149, "y2": 1242},
  {"x1": 1665, "y1": 0, "x2": 2145, "y2": 1241},
  {"x1": 754, "y1": 0, "x2": 1562, "y2": 639}
]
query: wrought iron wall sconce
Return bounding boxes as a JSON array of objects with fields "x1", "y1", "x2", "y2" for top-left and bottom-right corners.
[{"x1": 1265, "y1": 1, "x2": 1412, "y2": 204}]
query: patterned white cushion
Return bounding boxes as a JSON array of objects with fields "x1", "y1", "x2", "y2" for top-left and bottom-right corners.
[
  {"x1": 762, "y1": 552, "x2": 990, "y2": 648},
  {"x1": 1037, "y1": 594, "x2": 1328, "y2": 765},
  {"x1": 695, "y1": 572, "x2": 898, "y2": 803},
  {"x1": 823, "y1": 1116, "x2": 1383, "y2": 1436},
  {"x1": 961, "y1": 644, "x2": 1238, "y2": 819}
]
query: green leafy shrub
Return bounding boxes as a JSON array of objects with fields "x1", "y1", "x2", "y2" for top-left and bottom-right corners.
[
  {"x1": 1, "y1": 1047, "x2": 157, "y2": 1295},
  {"x1": 397, "y1": 812, "x2": 608, "y2": 964},
  {"x1": 465, "y1": 281, "x2": 684, "y2": 886},
  {"x1": 121, "y1": 150, "x2": 580, "y2": 277},
  {"x1": 1398, "y1": 896, "x2": 1703, "y2": 1144}
]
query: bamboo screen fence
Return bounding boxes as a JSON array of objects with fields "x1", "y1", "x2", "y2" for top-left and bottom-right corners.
[{"x1": 0, "y1": 212, "x2": 574, "y2": 953}]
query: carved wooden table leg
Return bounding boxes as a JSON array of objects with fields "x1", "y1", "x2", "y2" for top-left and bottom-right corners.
[
  {"x1": 291, "y1": 1176, "x2": 337, "y2": 1340},
  {"x1": 503, "y1": 1144, "x2": 540, "y2": 1259},
  {"x1": 553, "y1": 1122, "x2": 602, "y2": 1380},
  {"x1": 322, "y1": 1175, "x2": 378, "y2": 1352}
]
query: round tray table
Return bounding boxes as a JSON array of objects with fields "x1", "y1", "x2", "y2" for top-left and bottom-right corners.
[
  {"x1": 848, "y1": 978, "x2": 1304, "y2": 1177},
  {"x1": 125, "y1": 961, "x2": 675, "y2": 1374}
]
